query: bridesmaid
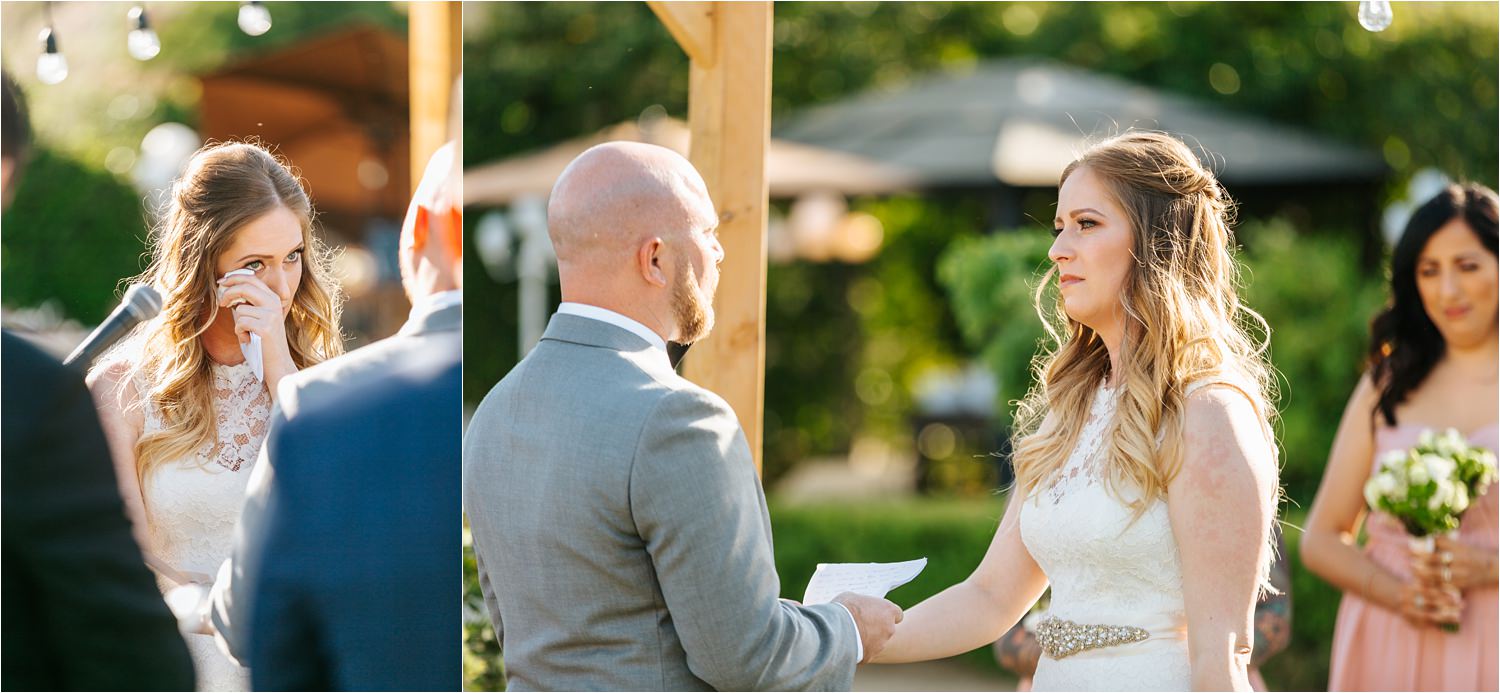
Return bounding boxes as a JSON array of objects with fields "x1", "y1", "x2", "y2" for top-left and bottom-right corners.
[{"x1": 1302, "y1": 183, "x2": 1498, "y2": 691}]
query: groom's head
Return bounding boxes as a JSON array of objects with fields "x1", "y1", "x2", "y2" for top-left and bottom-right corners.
[{"x1": 548, "y1": 142, "x2": 723, "y2": 345}]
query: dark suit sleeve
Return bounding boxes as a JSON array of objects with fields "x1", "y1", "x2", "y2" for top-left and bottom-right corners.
[
  {"x1": 1, "y1": 338, "x2": 195, "y2": 691},
  {"x1": 245, "y1": 409, "x2": 331, "y2": 692},
  {"x1": 629, "y1": 388, "x2": 858, "y2": 691}
]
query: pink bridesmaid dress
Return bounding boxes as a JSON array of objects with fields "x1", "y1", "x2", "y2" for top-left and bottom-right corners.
[{"x1": 1328, "y1": 423, "x2": 1499, "y2": 692}]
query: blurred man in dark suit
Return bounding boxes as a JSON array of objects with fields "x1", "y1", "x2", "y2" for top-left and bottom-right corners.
[{"x1": 1, "y1": 69, "x2": 195, "y2": 691}]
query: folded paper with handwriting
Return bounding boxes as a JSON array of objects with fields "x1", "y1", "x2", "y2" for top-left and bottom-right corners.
[{"x1": 802, "y1": 557, "x2": 928, "y2": 605}]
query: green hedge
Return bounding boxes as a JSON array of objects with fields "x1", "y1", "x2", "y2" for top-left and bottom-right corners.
[
  {"x1": 461, "y1": 498, "x2": 1345, "y2": 690},
  {"x1": 1236, "y1": 223, "x2": 1388, "y2": 504},
  {"x1": 771, "y1": 497, "x2": 1009, "y2": 672},
  {"x1": 0, "y1": 149, "x2": 152, "y2": 324}
]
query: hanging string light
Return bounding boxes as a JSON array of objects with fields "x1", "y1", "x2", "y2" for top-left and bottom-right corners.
[
  {"x1": 1358, "y1": 0, "x2": 1393, "y2": 32},
  {"x1": 32, "y1": 2, "x2": 279, "y2": 83},
  {"x1": 127, "y1": 5, "x2": 161, "y2": 61},
  {"x1": 36, "y1": 3, "x2": 68, "y2": 85},
  {"x1": 237, "y1": 1, "x2": 272, "y2": 36}
]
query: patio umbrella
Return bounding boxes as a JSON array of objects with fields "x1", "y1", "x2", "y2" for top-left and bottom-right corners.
[
  {"x1": 464, "y1": 112, "x2": 921, "y2": 206},
  {"x1": 775, "y1": 57, "x2": 1386, "y2": 189}
]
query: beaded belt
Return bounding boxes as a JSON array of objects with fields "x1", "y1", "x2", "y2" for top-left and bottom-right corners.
[{"x1": 1034, "y1": 616, "x2": 1150, "y2": 660}]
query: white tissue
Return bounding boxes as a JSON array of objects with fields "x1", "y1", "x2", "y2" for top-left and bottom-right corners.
[{"x1": 221, "y1": 269, "x2": 264, "y2": 382}]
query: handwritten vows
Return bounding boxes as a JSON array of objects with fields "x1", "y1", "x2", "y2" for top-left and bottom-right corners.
[{"x1": 802, "y1": 558, "x2": 928, "y2": 605}]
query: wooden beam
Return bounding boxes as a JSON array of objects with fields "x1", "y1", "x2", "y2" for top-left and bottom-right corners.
[
  {"x1": 680, "y1": 2, "x2": 773, "y2": 474},
  {"x1": 409, "y1": 0, "x2": 462, "y2": 192},
  {"x1": 647, "y1": 1, "x2": 717, "y2": 66}
]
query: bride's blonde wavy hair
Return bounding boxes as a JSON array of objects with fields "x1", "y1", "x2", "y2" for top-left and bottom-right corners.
[
  {"x1": 96, "y1": 141, "x2": 344, "y2": 484},
  {"x1": 1012, "y1": 132, "x2": 1279, "y2": 521}
]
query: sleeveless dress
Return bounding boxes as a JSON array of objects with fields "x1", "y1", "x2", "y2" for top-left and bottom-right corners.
[
  {"x1": 1328, "y1": 423, "x2": 1499, "y2": 691},
  {"x1": 123, "y1": 354, "x2": 269, "y2": 691},
  {"x1": 1019, "y1": 378, "x2": 1268, "y2": 691}
]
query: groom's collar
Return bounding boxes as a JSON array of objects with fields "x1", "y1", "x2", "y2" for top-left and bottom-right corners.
[
  {"x1": 541, "y1": 305, "x2": 672, "y2": 370},
  {"x1": 555, "y1": 302, "x2": 667, "y2": 352},
  {"x1": 398, "y1": 290, "x2": 462, "y2": 337}
]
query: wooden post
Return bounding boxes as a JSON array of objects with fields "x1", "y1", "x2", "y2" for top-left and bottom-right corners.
[
  {"x1": 409, "y1": 1, "x2": 462, "y2": 192},
  {"x1": 648, "y1": 1, "x2": 773, "y2": 475}
]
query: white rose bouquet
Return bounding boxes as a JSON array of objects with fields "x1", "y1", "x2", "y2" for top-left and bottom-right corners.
[
  {"x1": 1363, "y1": 429, "x2": 1496, "y2": 537},
  {"x1": 1363, "y1": 428, "x2": 1497, "y2": 631}
]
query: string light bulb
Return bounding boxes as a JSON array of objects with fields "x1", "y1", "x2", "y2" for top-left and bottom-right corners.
[
  {"x1": 127, "y1": 5, "x2": 161, "y2": 60},
  {"x1": 1358, "y1": 0, "x2": 1393, "y2": 32},
  {"x1": 36, "y1": 25, "x2": 68, "y2": 85},
  {"x1": 237, "y1": 1, "x2": 272, "y2": 36}
]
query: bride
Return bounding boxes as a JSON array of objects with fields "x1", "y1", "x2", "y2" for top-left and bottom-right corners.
[
  {"x1": 871, "y1": 132, "x2": 1280, "y2": 691},
  {"x1": 88, "y1": 141, "x2": 344, "y2": 691}
]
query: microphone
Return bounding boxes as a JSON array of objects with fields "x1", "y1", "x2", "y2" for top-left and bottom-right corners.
[{"x1": 63, "y1": 284, "x2": 163, "y2": 369}]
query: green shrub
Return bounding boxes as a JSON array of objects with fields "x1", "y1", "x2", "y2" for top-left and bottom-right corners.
[
  {"x1": 937, "y1": 230, "x2": 1055, "y2": 425},
  {"x1": 771, "y1": 496, "x2": 1010, "y2": 671},
  {"x1": 1, "y1": 149, "x2": 152, "y2": 324},
  {"x1": 1237, "y1": 222, "x2": 1387, "y2": 503}
]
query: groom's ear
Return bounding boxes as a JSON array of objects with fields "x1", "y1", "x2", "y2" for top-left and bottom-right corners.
[{"x1": 638, "y1": 237, "x2": 669, "y2": 288}]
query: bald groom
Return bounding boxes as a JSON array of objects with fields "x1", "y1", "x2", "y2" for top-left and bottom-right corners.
[{"x1": 463, "y1": 142, "x2": 901, "y2": 691}]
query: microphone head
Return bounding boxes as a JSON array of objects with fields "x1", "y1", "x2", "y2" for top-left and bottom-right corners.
[
  {"x1": 121, "y1": 284, "x2": 163, "y2": 322},
  {"x1": 62, "y1": 284, "x2": 162, "y2": 369}
]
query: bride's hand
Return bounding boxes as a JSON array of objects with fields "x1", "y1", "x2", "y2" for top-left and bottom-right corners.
[
  {"x1": 179, "y1": 570, "x2": 214, "y2": 585},
  {"x1": 1410, "y1": 536, "x2": 1499, "y2": 592},
  {"x1": 146, "y1": 554, "x2": 213, "y2": 587},
  {"x1": 217, "y1": 272, "x2": 297, "y2": 397}
]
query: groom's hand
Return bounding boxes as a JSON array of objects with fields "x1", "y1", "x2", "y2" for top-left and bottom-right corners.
[{"x1": 833, "y1": 592, "x2": 903, "y2": 663}]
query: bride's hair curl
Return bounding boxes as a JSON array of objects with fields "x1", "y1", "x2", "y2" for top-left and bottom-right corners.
[{"x1": 93, "y1": 141, "x2": 344, "y2": 485}]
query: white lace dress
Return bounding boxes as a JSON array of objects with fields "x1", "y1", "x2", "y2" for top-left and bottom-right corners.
[
  {"x1": 1019, "y1": 379, "x2": 1238, "y2": 691},
  {"x1": 138, "y1": 359, "x2": 268, "y2": 691}
]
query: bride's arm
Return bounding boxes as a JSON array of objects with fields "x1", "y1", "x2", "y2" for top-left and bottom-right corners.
[
  {"x1": 869, "y1": 490, "x2": 1048, "y2": 663},
  {"x1": 1168, "y1": 387, "x2": 1279, "y2": 692},
  {"x1": 85, "y1": 362, "x2": 190, "y2": 585}
]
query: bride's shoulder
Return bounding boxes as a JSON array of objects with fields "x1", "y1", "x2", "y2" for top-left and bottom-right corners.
[
  {"x1": 1182, "y1": 372, "x2": 1266, "y2": 418},
  {"x1": 1181, "y1": 383, "x2": 1260, "y2": 434},
  {"x1": 85, "y1": 339, "x2": 149, "y2": 429},
  {"x1": 1179, "y1": 373, "x2": 1277, "y2": 472}
]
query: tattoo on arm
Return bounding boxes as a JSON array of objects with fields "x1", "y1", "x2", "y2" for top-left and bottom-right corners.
[{"x1": 993, "y1": 620, "x2": 1042, "y2": 678}]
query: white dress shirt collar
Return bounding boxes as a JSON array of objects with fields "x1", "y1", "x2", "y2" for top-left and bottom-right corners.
[{"x1": 556, "y1": 302, "x2": 669, "y2": 355}]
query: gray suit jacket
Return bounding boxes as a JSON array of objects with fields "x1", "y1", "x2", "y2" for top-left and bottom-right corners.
[{"x1": 464, "y1": 313, "x2": 858, "y2": 691}]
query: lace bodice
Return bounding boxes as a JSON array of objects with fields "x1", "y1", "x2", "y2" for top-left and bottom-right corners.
[
  {"x1": 1018, "y1": 380, "x2": 1197, "y2": 690},
  {"x1": 96, "y1": 340, "x2": 266, "y2": 690},
  {"x1": 1021, "y1": 381, "x2": 1188, "y2": 628},
  {"x1": 136, "y1": 359, "x2": 269, "y2": 578}
]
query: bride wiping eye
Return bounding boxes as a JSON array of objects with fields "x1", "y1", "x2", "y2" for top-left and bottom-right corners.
[{"x1": 84, "y1": 140, "x2": 345, "y2": 692}]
